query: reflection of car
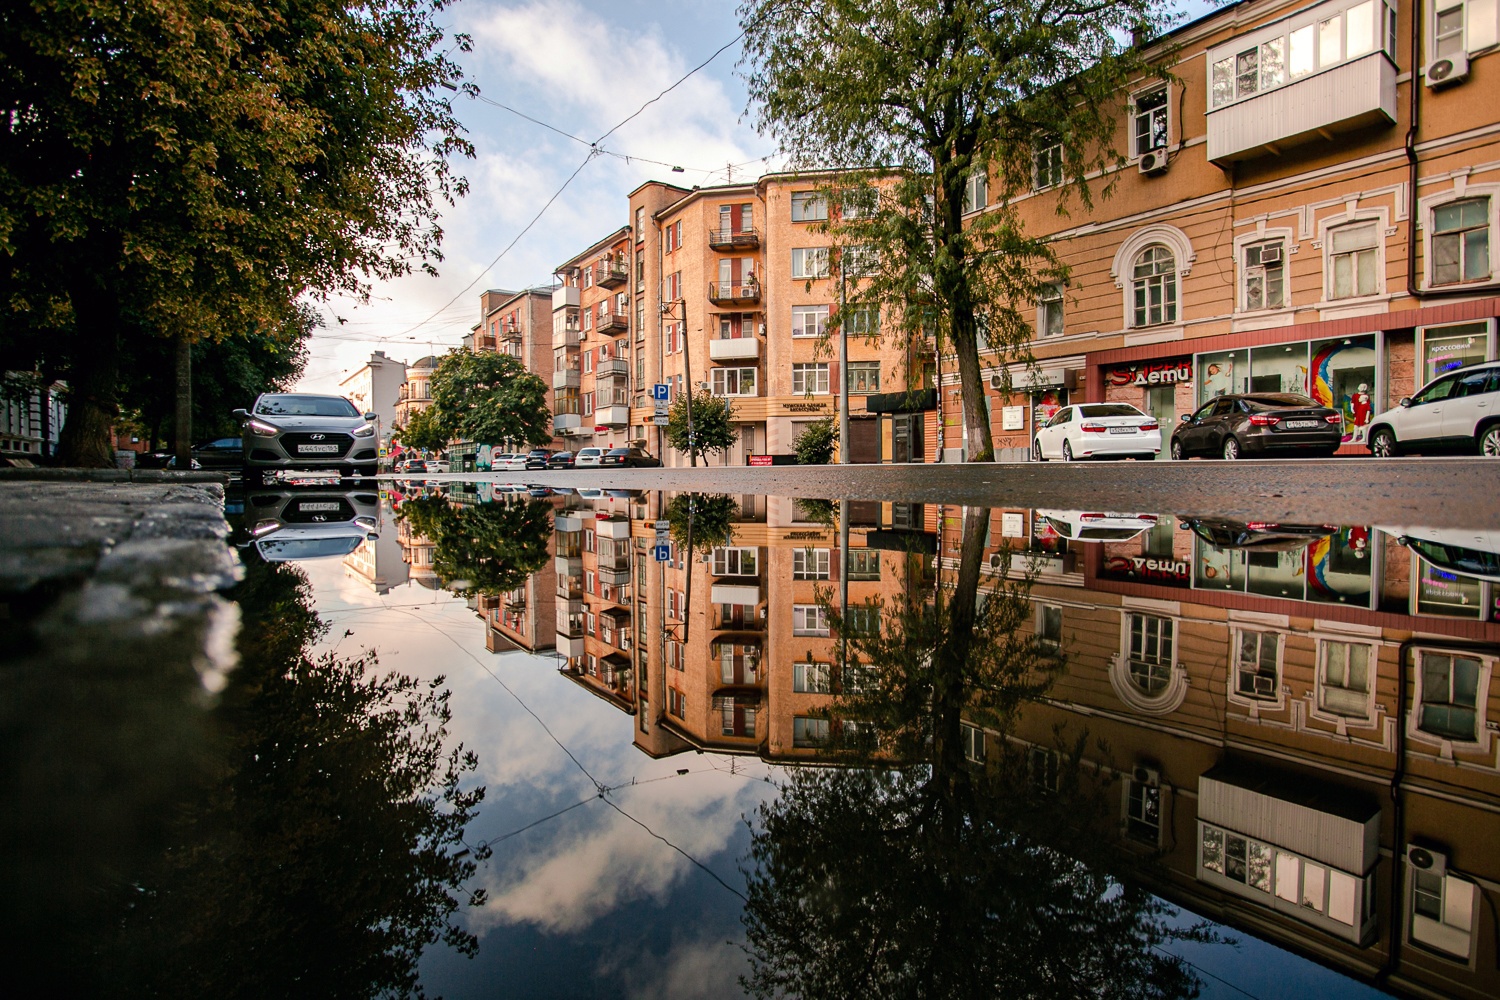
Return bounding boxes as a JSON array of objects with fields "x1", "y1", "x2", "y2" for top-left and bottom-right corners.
[
  {"x1": 525, "y1": 449, "x2": 554, "y2": 469},
  {"x1": 1035, "y1": 509, "x2": 1159, "y2": 541},
  {"x1": 241, "y1": 489, "x2": 381, "y2": 561},
  {"x1": 573, "y1": 447, "x2": 605, "y2": 468},
  {"x1": 234, "y1": 394, "x2": 378, "y2": 481},
  {"x1": 1378, "y1": 526, "x2": 1500, "y2": 582},
  {"x1": 600, "y1": 447, "x2": 661, "y2": 467},
  {"x1": 1182, "y1": 518, "x2": 1336, "y2": 552},
  {"x1": 1171, "y1": 393, "x2": 1343, "y2": 460},
  {"x1": 548, "y1": 451, "x2": 577, "y2": 469},
  {"x1": 191, "y1": 436, "x2": 244, "y2": 469},
  {"x1": 1032, "y1": 404, "x2": 1160, "y2": 461},
  {"x1": 1367, "y1": 361, "x2": 1500, "y2": 457}
]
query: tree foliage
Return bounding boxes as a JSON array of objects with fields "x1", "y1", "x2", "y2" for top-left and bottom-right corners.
[
  {"x1": 739, "y1": 0, "x2": 1173, "y2": 460},
  {"x1": 664, "y1": 492, "x2": 740, "y2": 553},
  {"x1": 427, "y1": 349, "x2": 553, "y2": 450},
  {"x1": 397, "y1": 494, "x2": 553, "y2": 595},
  {"x1": 793, "y1": 417, "x2": 838, "y2": 465},
  {"x1": 0, "y1": 0, "x2": 473, "y2": 464},
  {"x1": 394, "y1": 404, "x2": 450, "y2": 455},
  {"x1": 666, "y1": 389, "x2": 737, "y2": 464}
]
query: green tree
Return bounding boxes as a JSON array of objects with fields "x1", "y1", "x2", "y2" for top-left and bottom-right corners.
[
  {"x1": 398, "y1": 495, "x2": 552, "y2": 595},
  {"x1": 664, "y1": 493, "x2": 740, "y2": 553},
  {"x1": 0, "y1": 0, "x2": 473, "y2": 465},
  {"x1": 427, "y1": 349, "x2": 553, "y2": 451},
  {"x1": 793, "y1": 417, "x2": 838, "y2": 465},
  {"x1": 666, "y1": 389, "x2": 736, "y2": 464},
  {"x1": 739, "y1": 0, "x2": 1171, "y2": 460},
  {"x1": 394, "y1": 405, "x2": 450, "y2": 455}
]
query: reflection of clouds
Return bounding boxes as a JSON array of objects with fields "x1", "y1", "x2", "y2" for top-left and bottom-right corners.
[{"x1": 606, "y1": 932, "x2": 747, "y2": 1000}]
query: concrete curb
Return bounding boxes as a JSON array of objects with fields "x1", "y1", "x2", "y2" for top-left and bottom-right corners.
[{"x1": 0, "y1": 468, "x2": 230, "y2": 484}]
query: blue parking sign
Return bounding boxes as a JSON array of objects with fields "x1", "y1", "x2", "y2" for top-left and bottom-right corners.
[
  {"x1": 652, "y1": 544, "x2": 672, "y2": 562},
  {"x1": 653, "y1": 383, "x2": 670, "y2": 402}
]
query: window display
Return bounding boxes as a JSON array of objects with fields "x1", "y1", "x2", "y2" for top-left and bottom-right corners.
[
  {"x1": 1249, "y1": 343, "x2": 1308, "y2": 395},
  {"x1": 1421, "y1": 322, "x2": 1490, "y2": 385},
  {"x1": 1310, "y1": 337, "x2": 1376, "y2": 444}
]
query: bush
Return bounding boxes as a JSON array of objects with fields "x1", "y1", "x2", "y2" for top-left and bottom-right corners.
[{"x1": 794, "y1": 418, "x2": 838, "y2": 465}]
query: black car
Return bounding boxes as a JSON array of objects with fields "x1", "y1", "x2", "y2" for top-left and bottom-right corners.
[
  {"x1": 547, "y1": 451, "x2": 577, "y2": 469},
  {"x1": 1182, "y1": 518, "x2": 1337, "y2": 552},
  {"x1": 1170, "y1": 393, "x2": 1343, "y2": 460},
  {"x1": 599, "y1": 447, "x2": 661, "y2": 468},
  {"x1": 525, "y1": 449, "x2": 555, "y2": 470},
  {"x1": 190, "y1": 436, "x2": 244, "y2": 468},
  {"x1": 233, "y1": 393, "x2": 379, "y2": 482}
]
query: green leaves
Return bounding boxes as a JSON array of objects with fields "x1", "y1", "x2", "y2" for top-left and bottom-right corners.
[
  {"x1": 793, "y1": 417, "x2": 838, "y2": 465},
  {"x1": 427, "y1": 348, "x2": 554, "y2": 451},
  {"x1": 397, "y1": 494, "x2": 553, "y2": 596},
  {"x1": 665, "y1": 388, "x2": 737, "y2": 464}
]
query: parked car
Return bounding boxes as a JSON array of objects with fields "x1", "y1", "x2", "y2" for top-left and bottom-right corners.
[
  {"x1": 191, "y1": 436, "x2": 243, "y2": 469},
  {"x1": 234, "y1": 393, "x2": 378, "y2": 481},
  {"x1": 548, "y1": 451, "x2": 577, "y2": 469},
  {"x1": 600, "y1": 446, "x2": 662, "y2": 468},
  {"x1": 1169, "y1": 393, "x2": 1342, "y2": 460},
  {"x1": 1031, "y1": 403, "x2": 1160, "y2": 461},
  {"x1": 573, "y1": 447, "x2": 605, "y2": 468},
  {"x1": 402, "y1": 459, "x2": 428, "y2": 475},
  {"x1": 1367, "y1": 361, "x2": 1500, "y2": 457},
  {"x1": 425, "y1": 459, "x2": 449, "y2": 473},
  {"x1": 1181, "y1": 518, "x2": 1337, "y2": 552},
  {"x1": 499, "y1": 452, "x2": 530, "y2": 472},
  {"x1": 525, "y1": 449, "x2": 555, "y2": 469},
  {"x1": 1377, "y1": 525, "x2": 1500, "y2": 582},
  {"x1": 240, "y1": 489, "x2": 380, "y2": 562}
]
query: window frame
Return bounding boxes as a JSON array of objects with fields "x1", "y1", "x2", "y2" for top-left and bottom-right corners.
[
  {"x1": 793, "y1": 661, "x2": 832, "y2": 694},
  {"x1": 791, "y1": 362, "x2": 831, "y2": 396},
  {"x1": 1411, "y1": 648, "x2": 1489, "y2": 745},
  {"x1": 710, "y1": 367, "x2": 758, "y2": 397},
  {"x1": 710, "y1": 546, "x2": 759, "y2": 577},
  {"x1": 1229, "y1": 627, "x2": 1285, "y2": 706},
  {"x1": 846, "y1": 361, "x2": 881, "y2": 394},
  {"x1": 1130, "y1": 84, "x2": 1170, "y2": 158},
  {"x1": 1110, "y1": 611, "x2": 1188, "y2": 715},
  {"x1": 792, "y1": 547, "x2": 831, "y2": 580},
  {"x1": 1419, "y1": 187, "x2": 1498, "y2": 291},
  {"x1": 1131, "y1": 244, "x2": 1179, "y2": 327},
  {"x1": 961, "y1": 169, "x2": 989, "y2": 215},
  {"x1": 1037, "y1": 283, "x2": 1065, "y2": 338},
  {"x1": 1313, "y1": 637, "x2": 1378, "y2": 723},
  {"x1": 1239, "y1": 237, "x2": 1289, "y2": 313},
  {"x1": 791, "y1": 304, "x2": 830, "y2": 339},
  {"x1": 1032, "y1": 138, "x2": 1064, "y2": 191},
  {"x1": 791, "y1": 247, "x2": 831, "y2": 279},
  {"x1": 792, "y1": 603, "x2": 830, "y2": 636},
  {"x1": 1431, "y1": 196, "x2": 1492, "y2": 286},
  {"x1": 1325, "y1": 219, "x2": 1382, "y2": 301},
  {"x1": 790, "y1": 191, "x2": 828, "y2": 222}
]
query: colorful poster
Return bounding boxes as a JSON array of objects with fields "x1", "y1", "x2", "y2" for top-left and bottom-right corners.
[
  {"x1": 475, "y1": 444, "x2": 494, "y2": 471},
  {"x1": 1310, "y1": 338, "x2": 1376, "y2": 444}
]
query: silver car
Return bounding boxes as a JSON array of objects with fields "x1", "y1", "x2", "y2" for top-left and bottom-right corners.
[
  {"x1": 234, "y1": 393, "x2": 379, "y2": 482},
  {"x1": 573, "y1": 447, "x2": 605, "y2": 467}
]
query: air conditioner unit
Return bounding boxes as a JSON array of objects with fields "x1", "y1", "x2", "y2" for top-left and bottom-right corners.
[
  {"x1": 1253, "y1": 674, "x2": 1276, "y2": 696},
  {"x1": 1425, "y1": 54, "x2": 1469, "y2": 88},
  {"x1": 1133, "y1": 765, "x2": 1161, "y2": 787},
  {"x1": 1138, "y1": 149, "x2": 1169, "y2": 175},
  {"x1": 989, "y1": 553, "x2": 1006, "y2": 569},
  {"x1": 1406, "y1": 844, "x2": 1448, "y2": 875},
  {"x1": 1258, "y1": 245, "x2": 1282, "y2": 264},
  {"x1": 758, "y1": 323, "x2": 767, "y2": 337}
]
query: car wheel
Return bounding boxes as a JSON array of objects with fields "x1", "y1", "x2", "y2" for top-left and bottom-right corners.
[
  {"x1": 1480, "y1": 425, "x2": 1500, "y2": 457},
  {"x1": 1170, "y1": 439, "x2": 1184, "y2": 461},
  {"x1": 1369, "y1": 427, "x2": 1398, "y2": 458},
  {"x1": 1062, "y1": 440, "x2": 1075, "y2": 462},
  {"x1": 1032, "y1": 440, "x2": 1045, "y2": 462},
  {"x1": 1222, "y1": 436, "x2": 1241, "y2": 461}
]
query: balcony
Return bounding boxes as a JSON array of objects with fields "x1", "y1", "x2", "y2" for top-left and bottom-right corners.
[
  {"x1": 596, "y1": 358, "x2": 630, "y2": 379},
  {"x1": 594, "y1": 259, "x2": 629, "y2": 288},
  {"x1": 708, "y1": 281, "x2": 760, "y2": 306},
  {"x1": 553, "y1": 285, "x2": 580, "y2": 310},
  {"x1": 553, "y1": 368, "x2": 580, "y2": 389},
  {"x1": 554, "y1": 413, "x2": 582, "y2": 433},
  {"x1": 1206, "y1": 51, "x2": 1396, "y2": 164},
  {"x1": 555, "y1": 553, "x2": 581, "y2": 576},
  {"x1": 595, "y1": 516, "x2": 631, "y2": 540},
  {"x1": 599, "y1": 562, "x2": 632, "y2": 586},
  {"x1": 553, "y1": 327, "x2": 580, "y2": 349},
  {"x1": 708, "y1": 226, "x2": 761, "y2": 250},
  {"x1": 555, "y1": 513, "x2": 584, "y2": 533},
  {"x1": 555, "y1": 633, "x2": 584, "y2": 658},
  {"x1": 711, "y1": 582, "x2": 761, "y2": 605},
  {"x1": 500, "y1": 325, "x2": 522, "y2": 342},
  {"x1": 709, "y1": 338, "x2": 760, "y2": 362},
  {"x1": 596, "y1": 312, "x2": 629, "y2": 335},
  {"x1": 595, "y1": 405, "x2": 629, "y2": 428}
]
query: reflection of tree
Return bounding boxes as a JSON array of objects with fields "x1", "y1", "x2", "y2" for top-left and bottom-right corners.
[
  {"x1": 107, "y1": 556, "x2": 485, "y2": 998},
  {"x1": 398, "y1": 495, "x2": 552, "y2": 595},
  {"x1": 665, "y1": 492, "x2": 739, "y2": 553},
  {"x1": 743, "y1": 508, "x2": 1208, "y2": 998}
]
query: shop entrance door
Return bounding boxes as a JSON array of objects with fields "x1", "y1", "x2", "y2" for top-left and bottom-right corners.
[{"x1": 1146, "y1": 386, "x2": 1176, "y2": 461}]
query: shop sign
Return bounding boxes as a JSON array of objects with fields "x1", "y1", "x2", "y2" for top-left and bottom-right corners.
[
  {"x1": 784, "y1": 530, "x2": 827, "y2": 541},
  {"x1": 1107, "y1": 358, "x2": 1192, "y2": 388},
  {"x1": 1101, "y1": 554, "x2": 1191, "y2": 586},
  {"x1": 784, "y1": 402, "x2": 831, "y2": 413},
  {"x1": 749, "y1": 455, "x2": 773, "y2": 466}
]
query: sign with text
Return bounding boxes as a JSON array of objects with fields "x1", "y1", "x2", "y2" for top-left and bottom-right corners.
[
  {"x1": 748, "y1": 455, "x2": 773, "y2": 466},
  {"x1": 1100, "y1": 554, "x2": 1192, "y2": 587},
  {"x1": 653, "y1": 413, "x2": 670, "y2": 426},
  {"x1": 1106, "y1": 358, "x2": 1193, "y2": 389},
  {"x1": 1000, "y1": 405, "x2": 1025, "y2": 431}
]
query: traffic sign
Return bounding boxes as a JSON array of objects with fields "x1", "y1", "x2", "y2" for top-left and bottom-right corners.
[
  {"x1": 652, "y1": 544, "x2": 672, "y2": 562},
  {"x1": 653, "y1": 520, "x2": 670, "y2": 530},
  {"x1": 652, "y1": 383, "x2": 670, "y2": 402},
  {"x1": 652, "y1": 413, "x2": 670, "y2": 426}
]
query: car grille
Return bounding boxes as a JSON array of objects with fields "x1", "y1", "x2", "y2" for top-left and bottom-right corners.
[
  {"x1": 350, "y1": 448, "x2": 376, "y2": 461},
  {"x1": 282, "y1": 496, "x2": 356, "y2": 523},
  {"x1": 280, "y1": 432, "x2": 354, "y2": 455}
]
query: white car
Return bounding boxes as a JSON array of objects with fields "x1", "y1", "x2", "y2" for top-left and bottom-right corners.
[
  {"x1": 1035, "y1": 509, "x2": 1159, "y2": 542},
  {"x1": 500, "y1": 453, "x2": 530, "y2": 472},
  {"x1": 1032, "y1": 403, "x2": 1161, "y2": 461},
  {"x1": 425, "y1": 459, "x2": 449, "y2": 473},
  {"x1": 573, "y1": 447, "x2": 605, "y2": 468},
  {"x1": 1376, "y1": 525, "x2": 1500, "y2": 583},
  {"x1": 1367, "y1": 361, "x2": 1500, "y2": 457}
]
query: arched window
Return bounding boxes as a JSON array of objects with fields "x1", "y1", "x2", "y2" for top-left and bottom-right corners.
[{"x1": 1132, "y1": 245, "x2": 1177, "y2": 327}]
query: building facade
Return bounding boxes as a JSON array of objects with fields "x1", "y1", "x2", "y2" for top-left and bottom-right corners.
[{"x1": 339, "y1": 350, "x2": 406, "y2": 455}]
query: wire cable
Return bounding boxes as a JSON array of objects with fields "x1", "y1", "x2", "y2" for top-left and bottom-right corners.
[
  {"x1": 595, "y1": 31, "x2": 747, "y2": 146},
  {"x1": 1150, "y1": 945, "x2": 1268, "y2": 1000},
  {"x1": 598, "y1": 796, "x2": 749, "y2": 902}
]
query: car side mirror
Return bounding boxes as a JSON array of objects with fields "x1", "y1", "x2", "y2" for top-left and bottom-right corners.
[
  {"x1": 1398, "y1": 397, "x2": 1412, "y2": 408},
  {"x1": 232, "y1": 408, "x2": 249, "y2": 420},
  {"x1": 1179, "y1": 413, "x2": 1192, "y2": 422},
  {"x1": 364, "y1": 412, "x2": 377, "y2": 421}
]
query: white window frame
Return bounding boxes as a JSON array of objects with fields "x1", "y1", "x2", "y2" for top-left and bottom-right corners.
[
  {"x1": 1033, "y1": 139, "x2": 1063, "y2": 191},
  {"x1": 792, "y1": 247, "x2": 830, "y2": 279},
  {"x1": 1109, "y1": 611, "x2": 1188, "y2": 715},
  {"x1": 1321, "y1": 216, "x2": 1385, "y2": 302},
  {"x1": 961, "y1": 722, "x2": 986, "y2": 763},
  {"x1": 846, "y1": 361, "x2": 880, "y2": 394},
  {"x1": 1407, "y1": 851, "x2": 1479, "y2": 960},
  {"x1": 1131, "y1": 245, "x2": 1178, "y2": 328},
  {"x1": 790, "y1": 191, "x2": 828, "y2": 222},
  {"x1": 792, "y1": 547, "x2": 831, "y2": 580},
  {"x1": 710, "y1": 546, "x2": 758, "y2": 576},
  {"x1": 1238, "y1": 235, "x2": 1290, "y2": 313},
  {"x1": 1312, "y1": 636, "x2": 1379, "y2": 725},
  {"x1": 792, "y1": 363, "x2": 830, "y2": 395},
  {"x1": 961, "y1": 169, "x2": 989, "y2": 215},
  {"x1": 1130, "y1": 84, "x2": 1170, "y2": 158},
  {"x1": 845, "y1": 304, "x2": 879, "y2": 337},
  {"x1": 1110, "y1": 225, "x2": 1194, "y2": 332},
  {"x1": 1408, "y1": 647, "x2": 1491, "y2": 750},
  {"x1": 793, "y1": 661, "x2": 832, "y2": 694},
  {"x1": 1037, "y1": 283, "x2": 1065, "y2": 339},
  {"x1": 1428, "y1": 0, "x2": 1499, "y2": 63},
  {"x1": 792, "y1": 604, "x2": 830, "y2": 636},
  {"x1": 792, "y1": 304, "x2": 829, "y2": 339},
  {"x1": 1418, "y1": 184, "x2": 1499, "y2": 291},
  {"x1": 1228, "y1": 627, "x2": 1286, "y2": 708},
  {"x1": 710, "y1": 367, "x2": 758, "y2": 397}
]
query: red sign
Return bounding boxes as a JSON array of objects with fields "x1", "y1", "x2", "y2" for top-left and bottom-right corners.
[
  {"x1": 1101, "y1": 554, "x2": 1191, "y2": 586},
  {"x1": 748, "y1": 455, "x2": 773, "y2": 467},
  {"x1": 1107, "y1": 358, "x2": 1193, "y2": 388}
]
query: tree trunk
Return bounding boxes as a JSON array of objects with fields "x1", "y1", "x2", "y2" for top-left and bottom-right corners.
[
  {"x1": 56, "y1": 239, "x2": 125, "y2": 468},
  {"x1": 174, "y1": 334, "x2": 192, "y2": 467},
  {"x1": 953, "y1": 337, "x2": 993, "y2": 462},
  {"x1": 930, "y1": 505, "x2": 990, "y2": 794}
]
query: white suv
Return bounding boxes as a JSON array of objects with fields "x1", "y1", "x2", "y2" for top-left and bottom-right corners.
[{"x1": 1367, "y1": 361, "x2": 1500, "y2": 457}]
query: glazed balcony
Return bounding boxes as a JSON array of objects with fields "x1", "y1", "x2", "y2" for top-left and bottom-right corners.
[
  {"x1": 709, "y1": 338, "x2": 759, "y2": 362},
  {"x1": 553, "y1": 368, "x2": 580, "y2": 389},
  {"x1": 596, "y1": 358, "x2": 630, "y2": 379},
  {"x1": 552, "y1": 285, "x2": 580, "y2": 310},
  {"x1": 708, "y1": 281, "x2": 761, "y2": 306},
  {"x1": 708, "y1": 226, "x2": 761, "y2": 250},
  {"x1": 594, "y1": 259, "x2": 629, "y2": 288}
]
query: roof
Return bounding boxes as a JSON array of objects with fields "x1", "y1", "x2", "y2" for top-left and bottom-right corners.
[
  {"x1": 410, "y1": 355, "x2": 441, "y2": 369},
  {"x1": 554, "y1": 226, "x2": 633, "y2": 272}
]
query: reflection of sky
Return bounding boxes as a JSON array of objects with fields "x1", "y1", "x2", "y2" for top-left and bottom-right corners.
[{"x1": 299, "y1": 557, "x2": 778, "y2": 999}]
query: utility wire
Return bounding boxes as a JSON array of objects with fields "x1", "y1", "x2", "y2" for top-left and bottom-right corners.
[
  {"x1": 1151, "y1": 945, "x2": 1268, "y2": 1000},
  {"x1": 598, "y1": 796, "x2": 749, "y2": 902},
  {"x1": 595, "y1": 31, "x2": 747, "y2": 146}
]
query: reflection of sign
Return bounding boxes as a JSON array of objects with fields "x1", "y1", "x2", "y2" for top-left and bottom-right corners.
[
  {"x1": 653, "y1": 520, "x2": 670, "y2": 530},
  {"x1": 1107, "y1": 358, "x2": 1193, "y2": 388},
  {"x1": 1101, "y1": 554, "x2": 1191, "y2": 586},
  {"x1": 784, "y1": 402, "x2": 830, "y2": 413},
  {"x1": 1001, "y1": 512, "x2": 1025, "y2": 537},
  {"x1": 749, "y1": 455, "x2": 773, "y2": 466},
  {"x1": 1001, "y1": 405, "x2": 1025, "y2": 431},
  {"x1": 652, "y1": 544, "x2": 671, "y2": 562}
]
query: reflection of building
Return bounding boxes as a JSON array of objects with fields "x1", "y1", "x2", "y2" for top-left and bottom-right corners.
[
  {"x1": 342, "y1": 525, "x2": 409, "y2": 595},
  {"x1": 396, "y1": 511, "x2": 438, "y2": 591},
  {"x1": 477, "y1": 558, "x2": 557, "y2": 654},
  {"x1": 965, "y1": 507, "x2": 1500, "y2": 1000}
]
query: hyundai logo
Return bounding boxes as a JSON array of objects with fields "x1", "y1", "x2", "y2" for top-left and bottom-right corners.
[{"x1": 310, "y1": 433, "x2": 326, "y2": 441}]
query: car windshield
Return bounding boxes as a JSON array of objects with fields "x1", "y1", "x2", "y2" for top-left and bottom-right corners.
[
  {"x1": 578, "y1": 449, "x2": 600, "y2": 456},
  {"x1": 1077, "y1": 404, "x2": 1144, "y2": 418},
  {"x1": 1242, "y1": 394, "x2": 1316, "y2": 408},
  {"x1": 256, "y1": 536, "x2": 364, "y2": 560},
  {"x1": 255, "y1": 395, "x2": 360, "y2": 417}
]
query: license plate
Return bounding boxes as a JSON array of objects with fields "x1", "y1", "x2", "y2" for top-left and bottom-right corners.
[
  {"x1": 298, "y1": 501, "x2": 341, "y2": 512},
  {"x1": 1108, "y1": 426, "x2": 1136, "y2": 434},
  {"x1": 1285, "y1": 420, "x2": 1320, "y2": 429},
  {"x1": 297, "y1": 444, "x2": 340, "y2": 454}
]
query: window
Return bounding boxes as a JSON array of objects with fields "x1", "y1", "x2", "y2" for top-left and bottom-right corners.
[
  {"x1": 1033, "y1": 139, "x2": 1063, "y2": 190},
  {"x1": 845, "y1": 605, "x2": 880, "y2": 637},
  {"x1": 792, "y1": 305, "x2": 829, "y2": 338},
  {"x1": 635, "y1": 206, "x2": 645, "y2": 241},
  {"x1": 1432, "y1": 198, "x2": 1491, "y2": 285},
  {"x1": 1126, "y1": 776, "x2": 1161, "y2": 843},
  {"x1": 1327, "y1": 223, "x2": 1380, "y2": 299},
  {"x1": 847, "y1": 549, "x2": 881, "y2": 580},
  {"x1": 845, "y1": 305, "x2": 879, "y2": 336},
  {"x1": 711, "y1": 367, "x2": 757, "y2": 396},
  {"x1": 1410, "y1": 857, "x2": 1476, "y2": 959},
  {"x1": 790, "y1": 191, "x2": 828, "y2": 222},
  {"x1": 793, "y1": 604, "x2": 829, "y2": 636},
  {"x1": 1434, "y1": 2, "x2": 1465, "y2": 59},
  {"x1": 1235, "y1": 630, "x2": 1281, "y2": 699},
  {"x1": 961, "y1": 723, "x2": 986, "y2": 763},
  {"x1": 1201, "y1": 825, "x2": 1275, "y2": 894},
  {"x1": 1132, "y1": 86, "x2": 1169, "y2": 156},
  {"x1": 1038, "y1": 283, "x2": 1064, "y2": 338},
  {"x1": 1036, "y1": 604, "x2": 1062, "y2": 652},
  {"x1": 840, "y1": 186, "x2": 876, "y2": 219},
  {"x1": 1212, "y1": 37, "x2": 1286, "y2": 107},
  {"x1": 665, "y1": 270, "x2": 681, "y2": 302},
  {"x1": 1132, "y1": 245, "x2": 1177, "y2": 327},
  {"x1": 1319, "y1": 640, "x2": 1373, "y2": 719},
  {"x1": 1027, "y1": 747, "x2": 1060, "y2": 791},
  {"x1": 841, "y1": 244, "x2": 877, "y2": 277},
  {"x1": 667, "y1": 688, "x2": 686, "y2": 719},
  {"x1": 792, "y1": 247, "x2": 830, "y2": 279},
  {"x1": 792, "y1": 363, "x2": 830, "y2": 395},
  {"x1": 793, "y1": 716, "x2": 830, "y2": 746},
  {"x1": 792, "y1": 548, "x2": 831, "y2": 580},
  {"x1": 1242, "y1": 240, "x2": 1286, "y2": 311},
  {"x1": 961, "y1": 170, "x2": 988, "y2": 214},
  {"x1": 711, "y1": 546, "x2": 758, "y2": 576},
  {"x1": 793, "y1": 661, "x2": 831, "y2": 694},
  {"x1": 847, "y1": 361, "x2": 880, "y2": 393},
  {"x1": 1128, "y1": 615, "x2": 1174, "y2": 694},
  {"x1": 1418, "y1": 652, "x2": 1482, "y2": 741}
]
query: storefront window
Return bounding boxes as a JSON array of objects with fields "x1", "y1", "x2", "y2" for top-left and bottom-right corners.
[
  {"x1": 1421, "y1": 322, "x2": 1491, "y2": 385},
  {"x1": 1416, "y1": 564, "x2": 1484, "y2": 619},
  {"x1": 1304, "y1": 527, "x2": 1373, "y2": 605},
  {"x1": 1310, "y1": 337, "x2": 1377, "y2": 444},
  {"x1": 1249, "y1": 343, "x2": 1308, "y2": 395},
  {"x1": 1032, "y1": 388, "x2": 1067, "y2": 429},
  {"x1": 1197, "y1": 350, "x2": 1241, "y2": 403}
]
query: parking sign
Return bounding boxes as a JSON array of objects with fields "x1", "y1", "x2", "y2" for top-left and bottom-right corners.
[
  {"x1": 653, "y1": 383, "x2": 670, "y2": 402},
  {"x1": 652, "y1": 544, "x2": 672, "y2": 562}
]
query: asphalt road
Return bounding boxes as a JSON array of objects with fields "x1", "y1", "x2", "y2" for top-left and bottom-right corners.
[{"x1": 397, "y1": 456, "x2": 1500, "y2": 530}]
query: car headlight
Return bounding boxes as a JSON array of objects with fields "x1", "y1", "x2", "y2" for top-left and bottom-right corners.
[
  {"x1": 247, "y1": 419, "x2": 280, "y2": 437},
  {"x1": 251, "y1": 519, "x2": 282, "y2": 536},
  {"x1": 353, "y1": 423, "x2": 375, "y2": 438}
]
